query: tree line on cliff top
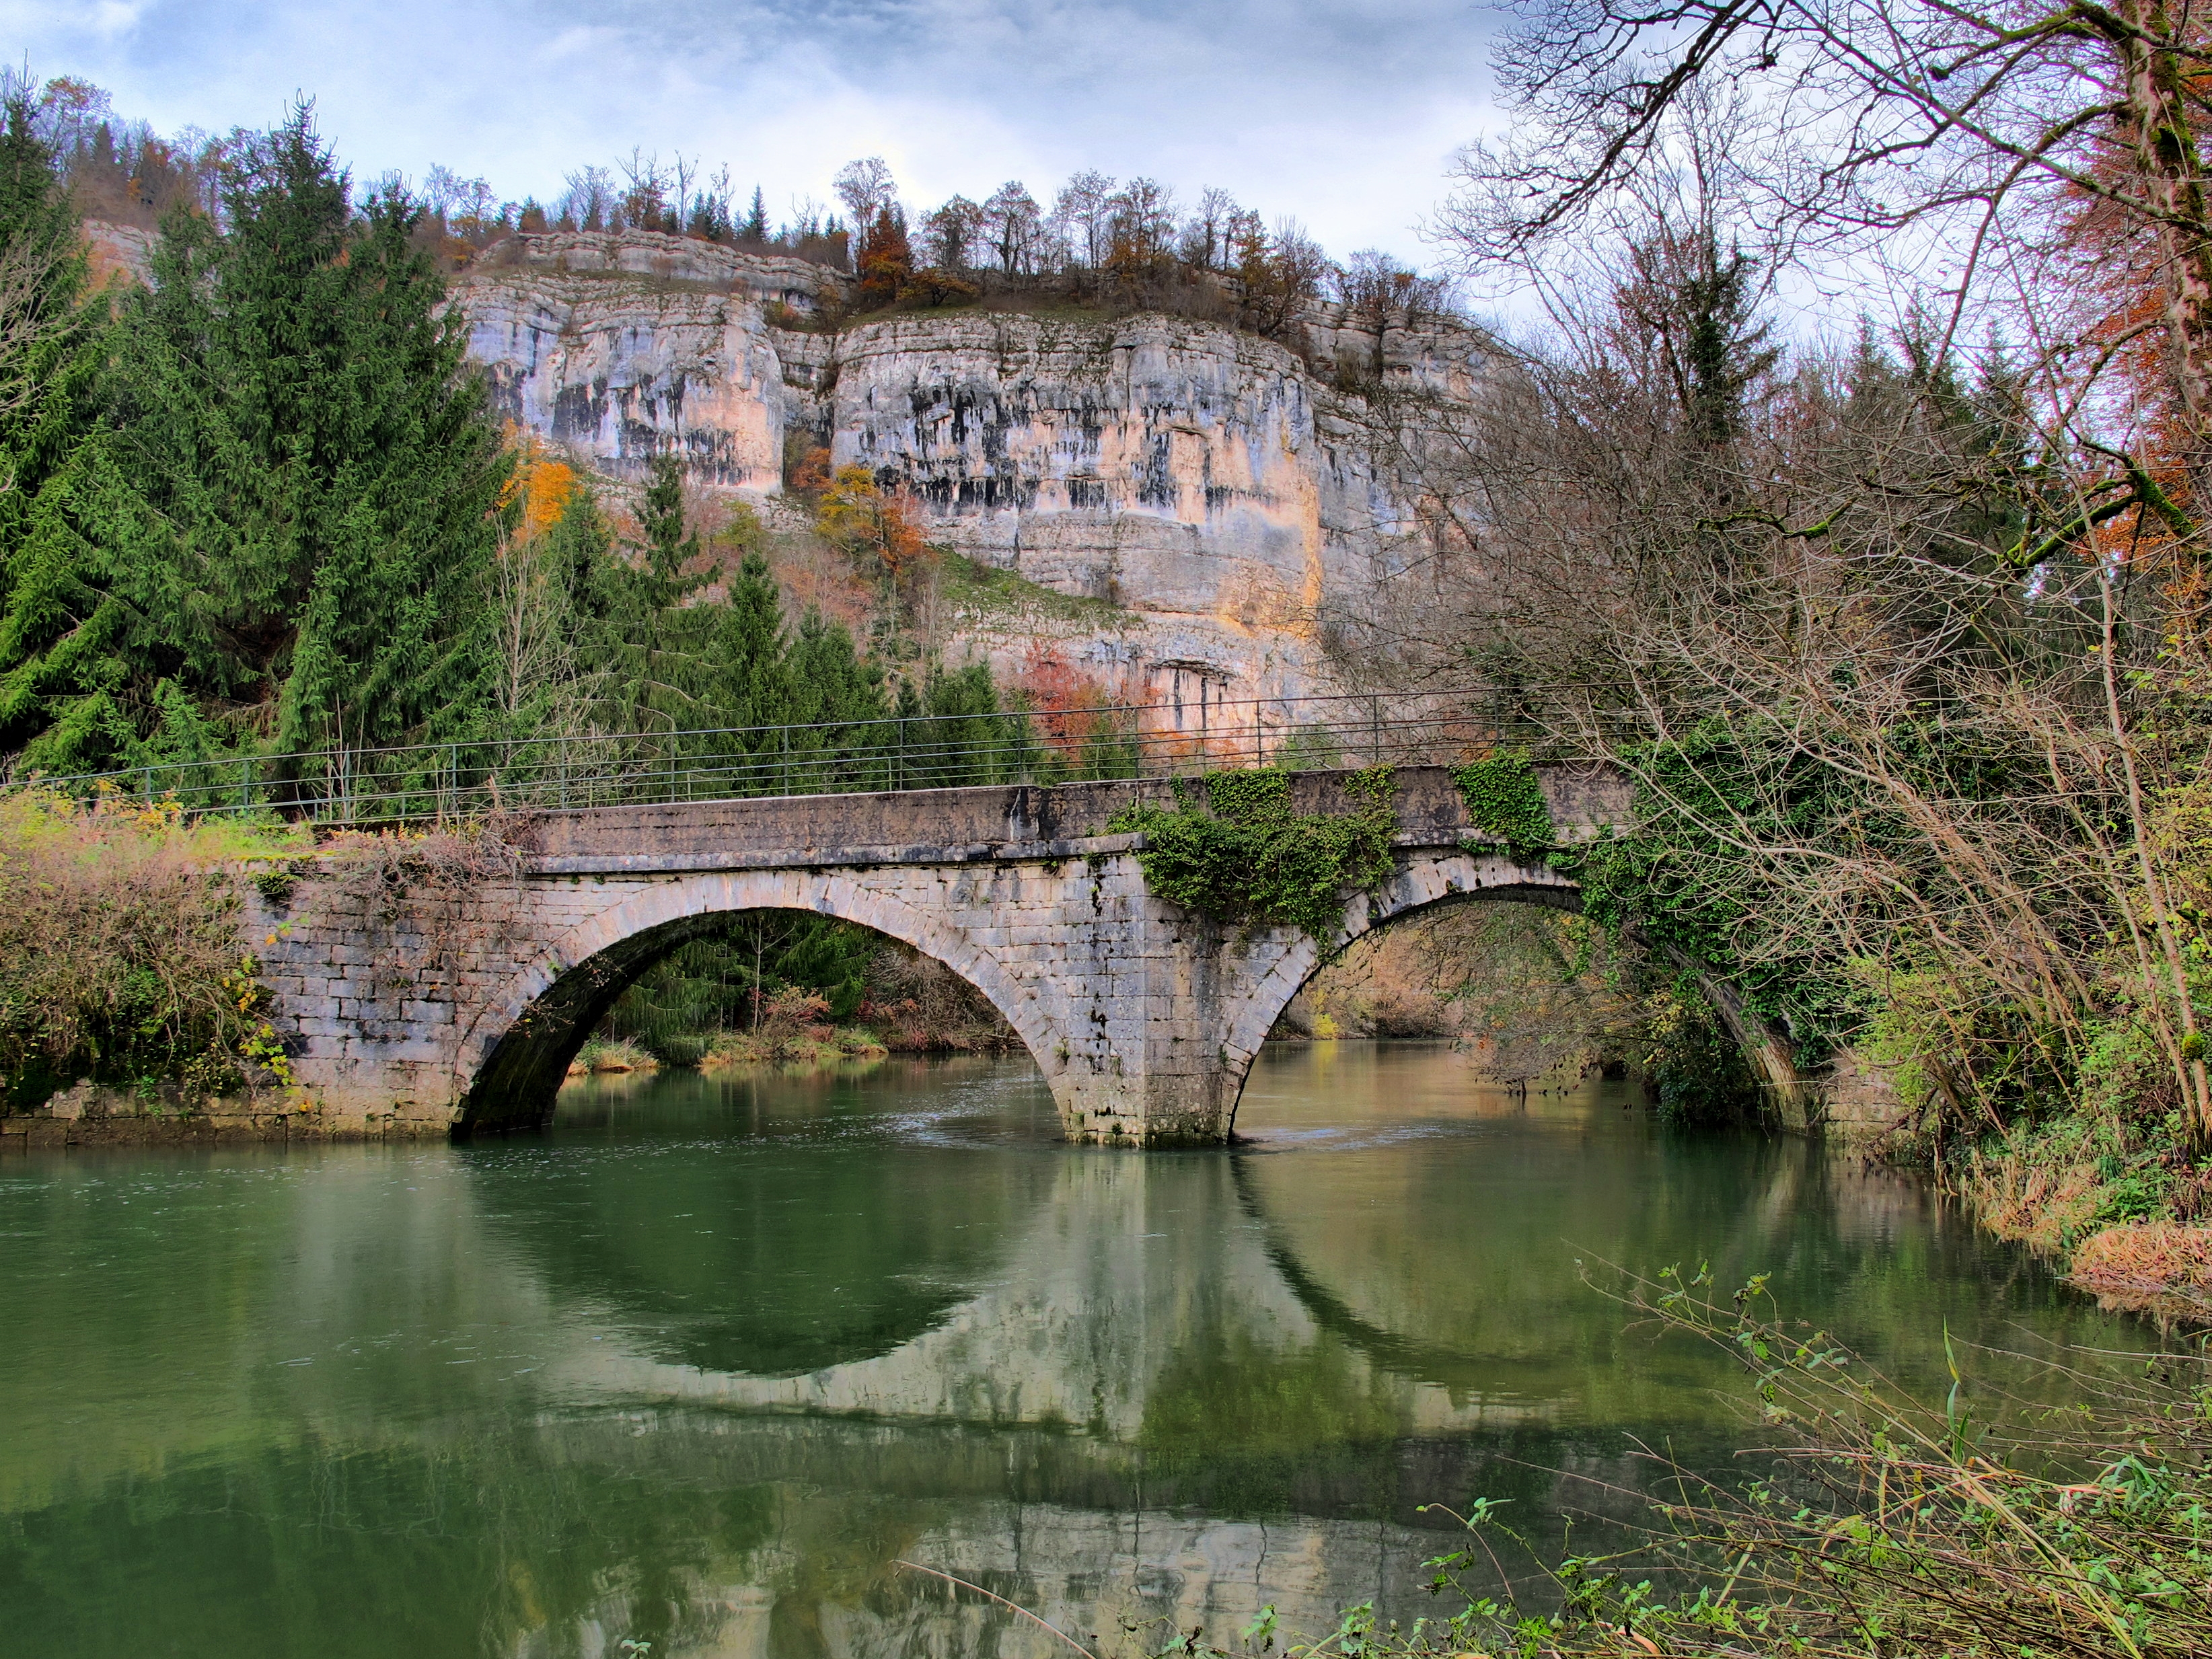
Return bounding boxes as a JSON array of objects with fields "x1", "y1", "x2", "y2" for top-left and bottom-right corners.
[{"x1": 36, "y1": 73, "x2": 1447, "y2": 344}]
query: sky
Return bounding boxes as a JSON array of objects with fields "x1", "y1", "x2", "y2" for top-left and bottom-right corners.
[{"x1": 3, "y1": 0, "x2": 1507, "y2": 268}]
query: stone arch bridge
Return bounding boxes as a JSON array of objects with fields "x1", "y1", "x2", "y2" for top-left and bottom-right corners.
[{"x1": 249, "y1": 764, "x2": 1802, "y2": 1144}]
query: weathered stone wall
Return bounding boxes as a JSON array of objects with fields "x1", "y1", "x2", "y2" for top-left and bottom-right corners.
[
  {"x1": 5, "y1": 761, "x2": 1890, "y2": 1155},
  {"x1": 0, "y1": 1076, "x2": 444, "y2": 1151}
]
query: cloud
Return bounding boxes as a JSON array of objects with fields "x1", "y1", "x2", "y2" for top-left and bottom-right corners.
[{"x1": 4, "y1": 0, "x2": 1501, "y2": 260}]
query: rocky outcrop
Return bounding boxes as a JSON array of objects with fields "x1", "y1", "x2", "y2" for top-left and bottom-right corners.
[
  {"x1": 83, "y1": 219, "x2": 153, "y2": 291},
  {"x1": 811, "y1": 310, "x2": 1412, "y2": 702},
  {"x1": 455, "y1": 233, "x2": 835, "y2": 494},
  {"x1": 451, "y1": 231, "x2": 1497, "y2": 706}
]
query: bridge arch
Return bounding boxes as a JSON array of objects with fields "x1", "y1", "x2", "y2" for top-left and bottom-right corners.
[
  {"x1": 455, "y1": 867, "x2": 1068, "y2": 1134},
  {"x1": 1210, "y1": 848, "x2": 1582, "y2": 1136},
  {"x1": 1211, "y1": 846, "x2": 1804, "y2": 1136}
]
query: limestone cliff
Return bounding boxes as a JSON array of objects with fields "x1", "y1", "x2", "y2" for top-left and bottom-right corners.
[
  {"x1": 83, "y1": 219, "x2": 153, "y2": 291},
  {"x1": 82, "y1": 219, "x2": 1489, "y2": 710},
  {"x1": 450, "y1": 229, "x2": 1497, "y2": 708}
]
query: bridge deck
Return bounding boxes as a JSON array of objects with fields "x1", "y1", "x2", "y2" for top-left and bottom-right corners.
[{"x1": 514, "y1": 765, "x2": 1631, "y2": 871}]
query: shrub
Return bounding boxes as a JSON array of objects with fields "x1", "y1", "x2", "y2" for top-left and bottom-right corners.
[
  {"x1": 861, "y1": 945, "x2": 1019, "y2": 1053},
  {"x1": 0, "y1": 788, "x2": 301, "y2": 1107}
]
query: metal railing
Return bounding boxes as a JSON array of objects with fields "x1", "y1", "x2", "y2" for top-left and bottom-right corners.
[{"x1": 23, "y1": 690, "x2": 1528, "y2": 825}]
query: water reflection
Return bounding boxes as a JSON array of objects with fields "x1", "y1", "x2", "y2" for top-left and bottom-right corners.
[{"x1": 0, "y1": 1046, "x2": 2156, "y2": 1658}]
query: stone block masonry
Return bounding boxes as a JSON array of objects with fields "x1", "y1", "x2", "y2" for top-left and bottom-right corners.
[{"x1": 233, "y1": 766, "x2": 1619, "y2": 1146}]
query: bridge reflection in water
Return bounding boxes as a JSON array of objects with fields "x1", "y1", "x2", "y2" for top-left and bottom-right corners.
[{"x1": 0, "y1": 1047, "x2": 2148, "y2": 1659}]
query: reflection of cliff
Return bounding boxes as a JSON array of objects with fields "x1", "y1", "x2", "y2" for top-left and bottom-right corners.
[
  {"x1": 447, "y1": 231, "x2": 1496, "y2": 702},
  {"x1": 502, "y1": 1432, "x2": 1598, "y2": 1659}
]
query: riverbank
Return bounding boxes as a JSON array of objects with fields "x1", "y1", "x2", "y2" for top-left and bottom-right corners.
[
  {"x1": 1810, "y1": 1077, "x2": 2212, "y2": 1325},
  {"x1": 1957, "y1": 1129, "x2": 2212, "y2": 1325},
  {"x1": 0, "y1": 1076, "x2": 455, "y2": 1148},
  {"x1": 1150, "y1": 1265, "x2": 2211, "y2": 1659}
]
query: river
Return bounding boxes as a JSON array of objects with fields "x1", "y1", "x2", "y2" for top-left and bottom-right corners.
[{"x1": 0, "y1": 1043, "x2": 2151, "y2": 1657}]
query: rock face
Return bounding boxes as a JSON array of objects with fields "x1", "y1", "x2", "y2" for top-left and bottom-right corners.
[
  {"x1": 456, "y1": 233, "x2": 829, "y2": 494},
  {"x1": 83, "y1": 219, "x2": 153, "y2": 291},
  {"x1": 452, "y1": 230, "x2": 1497, "y2": 706}
]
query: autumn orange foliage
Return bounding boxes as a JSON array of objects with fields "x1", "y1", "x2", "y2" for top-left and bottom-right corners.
[
  {"x1": 497, "y1": 430, "x2": 579, "y2": 546},
  {"x1": 789, "y1": 445, "x2": 834, "y2": 501},
  {"x1": 1012, "y1": 641, "x2": 1116, "y2": 763},
  {"x1": 2063, "y1": 125, "x2": 2212, "y2": 668},
  {"x1": 813, "y1": 464, "x2": 934, "y2": 583}
]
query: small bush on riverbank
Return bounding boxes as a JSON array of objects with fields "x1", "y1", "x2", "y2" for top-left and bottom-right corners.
[
  {"x1": 567, "y1": 1036, "x2": 657, "y2": 1075},
  {"x1": 1936, "y1": 1097, "x2": 2212, "y2": 1323},
  {"x1": 0, "y1": 788, "x2": 303, "y2": 1108},
  {"x1": 697, "y1": 988, "x2": 887, "y2": 1066},
  {"x1": 2071, "y1": 1223, "x2": 2212, "y2": 1323}
]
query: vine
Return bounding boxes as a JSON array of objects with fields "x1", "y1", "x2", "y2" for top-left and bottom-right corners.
[
  {"x1": 1561, "y1": 720, "x2": 1869, "y2": 1070},
  {"x1": 1107, "y1": 766, "x2": 1397, "y2": 940},
  {"x1": 1452, "y1": 754, "x2": 1554, "y2": 859}
]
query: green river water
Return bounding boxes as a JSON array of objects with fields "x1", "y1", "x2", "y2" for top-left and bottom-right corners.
[{"x1": 0, "y1": 1043, "x2": 2154, "y2": 1657}]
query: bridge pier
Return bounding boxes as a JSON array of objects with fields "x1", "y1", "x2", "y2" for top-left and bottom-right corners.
[{"x1": 244, "y1": 768, "x2": 1623, "y2": 1144}]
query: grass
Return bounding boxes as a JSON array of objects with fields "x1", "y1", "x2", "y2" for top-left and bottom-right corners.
[
  {"x1": 568, "y1": 1036, "x2": 657, "y2": 1076},
  {"x1": 698, "y1": 1027, "x2": 887, "y2": 1068},
  {"x1": 937, "y1": 549, "x2": 1131, "y2": 629},
  {"x1": 1955, "y1": 1111, "x2": 2212, "y2": 1326},
  {"x1": 2071, "y1": 1224, "x2": 2212, "y2": 1323}
]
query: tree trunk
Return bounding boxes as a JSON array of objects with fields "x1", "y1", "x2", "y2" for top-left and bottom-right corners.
[{"x1": 2115, "y1": 0, "x2": 2212, "y2": 495}]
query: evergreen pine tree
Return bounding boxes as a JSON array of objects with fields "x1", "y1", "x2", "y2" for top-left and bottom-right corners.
[
  {"x1": 916, "y1": 660, "x2": 1011, "y2": 786},
  {"x1": 780, "y1": 610, "x2": 885, "y2": 787},
  {"x1": 102, "y1": 105, "x2": 507, "y2": 764},
  {"x1": 710, "y1": 552, "x2": 788, "y2": 725},
  {"x1": 614, "y1": 450, "x2": 710, "y2": 743},
  {"x1": 704, "y1": 550, "x2": 796, "y2": 790},
  {"x1": 0, "y1": 94, "x2": 135, "y2": 772}
]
